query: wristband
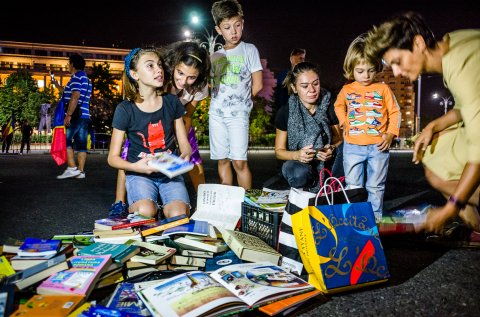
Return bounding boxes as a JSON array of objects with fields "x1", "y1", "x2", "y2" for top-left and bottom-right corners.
[{"x1": 448, "y1": 195, "x2": 466, "y2": 210}]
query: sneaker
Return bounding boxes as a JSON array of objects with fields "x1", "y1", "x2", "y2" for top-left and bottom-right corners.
[
  {"x1": 75, "y1": 172, "x2": 86, "y2": 179},
  {"x1": 57, "y1": 167, "x2": 81, "y2": 179},
  {"x1": 108, "y1": 201, "x2": 129, "y2": 219},
  {"x1": 425, "y1": 222, "x2": 479, "y2": 248},
  {"x1": 374, "y1": 212, "x2": 383, "y2": 223}
]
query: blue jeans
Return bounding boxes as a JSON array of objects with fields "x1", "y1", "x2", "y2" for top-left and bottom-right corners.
[
  {"x1": 343, "y1": 142, "x2": 390, "y2": 213},
  {"x1": 126, "y1": 174, "x2": 190, "y2": 208},
  {"x1": 281, "y1": 160, "x2": 315, "y2": 189},
  {"x1": 66, "y1": 118, "x2": 89, "y2": 152}
]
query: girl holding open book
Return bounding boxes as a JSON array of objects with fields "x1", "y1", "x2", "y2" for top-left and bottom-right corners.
[{"x1": 108, "y1": 47, "x2": 191, "y2": 219}]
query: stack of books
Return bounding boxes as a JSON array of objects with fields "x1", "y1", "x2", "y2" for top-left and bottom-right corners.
[
  {"x1": 93, "y1": 214, "x2": 156, "y2": 244},
  {"x1": 244, "y1": 188, "x2": 289, "y2": 212}
]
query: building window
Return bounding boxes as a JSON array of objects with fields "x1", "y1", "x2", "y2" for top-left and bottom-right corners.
[
  {"x1": 19, "y1": 49, "x2": 32, "y2": 55},
  {"x1": 50, "y1": 64, "x2": 62, "y2": 71},
  {"x1": 0, "y1": 61, "x2": 14, "y2": 69},
  {"x1": 83, "y1": 53, "x2": 94, "y2": 59},
  {"x1": 50, "y1": 51, "x2": 64, "y2": 57},
  {"x1": 110, "y1": 55, "x2": 123, "y2": 61},
  {"x1": 34, "y1": 63, "x2": 47, "y2": 70},
  {"x1": 35, "y1": 50, "x2": 48, "y2": 56},
  {"x1": 96, "y1": 54, "x2": 107, "y2": 59},
  {"x1": 17, "y1": 62, "x2": 31, "y2": 69},
  {"x1": 1, "y1": 47, "x2": 16, "y2": 54}
]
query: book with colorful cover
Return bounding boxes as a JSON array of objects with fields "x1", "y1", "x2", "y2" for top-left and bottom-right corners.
[
  {"x1": 17, "y1": 238, "x2": 61, "y2": 257},
  {"x1": 205, "y1": 250, "x2": 243, "y2": 272},
  {"x1": 138, "y1": 262, "x2": 315, "y2": 317},
  {"x1": 78, "y1": 242, "x2": 140, "y2": 264},
  {"x1": 147, "y1": 151, "x2": 194, "y2": 178},
  {"x1": 36, "y1": 255, "x2": 112, "y2": 297},
  {"x1": 94, "y1": 216, "x2": 156, "y2": 231},
  {"x1": 139, "y1": 215, "x2": 190, "y2": 237},
  {"x1": 11, "y1": 294, "x2": 84, "y2": 317},
  {"x1": 162, "y1": 220, "x2": 210, "y2": 237},
  {"x1": 258, "y1": 289, "x2": 324, "y2": 316},
  {"x1": 292, "y1": 203, "x2": 390, "y2": 293},
  {"x1": 0, "y1": 255, "x2": 15, "y2": 279},
  {"x1": 106, "y1": 282, "x2": 150, "y2": 316}
]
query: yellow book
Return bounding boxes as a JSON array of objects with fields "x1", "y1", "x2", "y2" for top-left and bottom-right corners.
[{"x1": 0, "y1": 255, "x2": 15, "y2": 278}]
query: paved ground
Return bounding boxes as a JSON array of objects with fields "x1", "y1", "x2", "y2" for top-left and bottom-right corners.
[{"x1": 1, "y1": 150, "x2": 479, "y2": 316}]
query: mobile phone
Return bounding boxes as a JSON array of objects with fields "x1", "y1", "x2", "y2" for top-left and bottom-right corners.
[{"x1": 49, "y1": 71, "x2": 55, "y2": 80}]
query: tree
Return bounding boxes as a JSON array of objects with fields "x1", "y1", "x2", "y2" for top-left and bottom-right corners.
[
  {"x1": 0, "y1": 70, "x2": 54, "y2": 127},
  {"x1": 88, "y1": 62, "x2": 122, "y2": 133}
]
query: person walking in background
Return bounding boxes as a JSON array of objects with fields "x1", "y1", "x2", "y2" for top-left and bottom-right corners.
[
  {"x1": 1, "y1": 115, "x2": 15, "y2": 154},
  {"x1": 274, "y1": 62, "x2": 342, "y2": 191},
  {"x1": 108, "y1": 47, "x2": 191, "y2": 220},
  {"x1": 52, "y1": 53, "x2": 92, "y2": 179},
  {"x1": 334, "y1": 34, "x2": 400, "y2": 222},
  {"x1": 20, "y1": 120, "x2": 33, "y2": 154},
  {"x1": 274, "y1": 48, "x2": 306, "y2": 111},
  {"x1": 365, "y1": 12, "x2": 480, "y2": 234},
  {"x1": 209, "y1": 0, "x2": 263, "y2": 190},
  {"x1": 38, "y1": 102, "x2": 51, "y2": 135}
]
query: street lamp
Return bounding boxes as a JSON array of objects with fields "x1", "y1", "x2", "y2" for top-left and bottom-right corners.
[
  {"x1": 190, "y1": 15, "x2": 222, "y2": 55},
  {"x1": 432, "y1": 93, "x2": 454, "y2": 114}
]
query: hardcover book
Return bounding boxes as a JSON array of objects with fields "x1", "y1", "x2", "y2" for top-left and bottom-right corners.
[
  {"x1": 78, "y1": 242, "x2": 140, "y2": 264},
  {"x1": 169, "y1": 255, "x2": 206, "y2": 267},
  {"x1": 137, "y1": 262, "x2": 314, "y2": 317},
  {"x1": 18, "y1": 238, "x2": 61, "y2": 257},
  {"x1": 10, "y1": 243, "x2": 73, "y2": 270},
  {"x1": 126, "y1": 240, "x2": 176, "y2": 265},
  {"x1": 139, "y1": 215, "x2": 190, "y2": 237},
  {"x1": 36, "y1": 255, "x2": 112, "y2": 297},
  {"x1": 147, "y1": 151, "x2": 194, "y2": 178},
  {"x1": 222, "y1": 229, "x2": 282, "y2": 265},
  {"x1": 10, "y1": 294, "x2": 84, "y2": 317}
]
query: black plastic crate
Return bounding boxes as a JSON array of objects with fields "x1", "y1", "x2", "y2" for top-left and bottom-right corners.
[{"x1": 241, "y1": 202, "x2": 283, "y2": 250}]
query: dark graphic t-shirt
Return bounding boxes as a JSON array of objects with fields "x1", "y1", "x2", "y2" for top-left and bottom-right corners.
[{"x1": 112, "y1": 94, "x2": 185, "y2": 168}]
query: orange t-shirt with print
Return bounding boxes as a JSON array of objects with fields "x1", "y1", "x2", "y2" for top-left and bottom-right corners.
[{"x1": 334, "y1": 81, "x2": 401, "y2": 145}]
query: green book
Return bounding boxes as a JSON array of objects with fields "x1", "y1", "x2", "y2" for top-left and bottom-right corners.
[{"x1": 78, "y1": 242, "x2": 140, "y2": 263}]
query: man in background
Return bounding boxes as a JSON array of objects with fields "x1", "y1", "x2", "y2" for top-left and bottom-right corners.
[{"x1": 274, "y1": 48, "x2": 306, "y2": 111}]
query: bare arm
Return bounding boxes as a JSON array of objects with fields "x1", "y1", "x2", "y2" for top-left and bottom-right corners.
[
  {"x1": 413, "y1": 109, "x2": 462, "y2": 164},
  {"x1": 251, "y1": 70, "x2": 263, "y2": 97},
  {"x1": 183, "y1": 100, "x2": 199, "y2": 133},
  {"x1": 274, "y1": 129, "x2": 314, "y2": 162},
  {"x1": 64, "y1": 91, "x2": 80, "y2": 126},
  {"x1": 174, "y1": 117, "x2": 192, "y2": 161},
  {"x1": 107, "y1": 128, "x2": 155, "y2": 174}
]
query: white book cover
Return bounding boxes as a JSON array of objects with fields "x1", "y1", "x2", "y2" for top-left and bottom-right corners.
[
  {"x1": 147, "y1": 152, "x2": 193, "y2": 178},
  {"x1": 255, "y1": 188, "x2": 290, "y2": 204},
  {"x1": 191, "y1": 184, "x2": 245, "y2": 232}
]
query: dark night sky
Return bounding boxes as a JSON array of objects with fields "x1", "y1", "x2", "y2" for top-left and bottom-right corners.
[{"x1": 3, "y1": 0, "x2": 480, "y2": 89}]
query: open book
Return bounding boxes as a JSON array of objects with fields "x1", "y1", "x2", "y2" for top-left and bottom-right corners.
[
  {"x1": 147, "y1": 151, "x2": 194, "y2": 178},
  {"x1": 137, "y1": 262, "x2": 314, "y2": 317}
]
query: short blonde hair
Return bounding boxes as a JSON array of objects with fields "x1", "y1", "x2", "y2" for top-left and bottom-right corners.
[{"x1": 343, "y1": 33, "x2": 382, "y2": 81}]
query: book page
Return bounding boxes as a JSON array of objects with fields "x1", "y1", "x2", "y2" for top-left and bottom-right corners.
[
  {"x1": 191, "y1": 184, "x2": 245, "y2": 231},
  {"x1": 255, "y1": 188, "x2": 290, "y2": 204},
  {"x1": 209, "y1": 262, "x2": 313, "y2": 307},
  {"x1": 138, "y1": 271, "x2": 246, "y2": 317}
]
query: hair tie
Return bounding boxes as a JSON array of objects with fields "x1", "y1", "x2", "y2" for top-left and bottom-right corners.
[
  {"x1": 188, "y1": 54, "x2": 202, "y2": 63},
  {"x1": 125, "y1": 48, "x2": 141, "y2": 80}
]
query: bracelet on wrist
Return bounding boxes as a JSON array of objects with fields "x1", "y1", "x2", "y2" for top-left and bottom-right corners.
[{"x1": 448, "y1": 195, "x2": 466, "y2": 210}]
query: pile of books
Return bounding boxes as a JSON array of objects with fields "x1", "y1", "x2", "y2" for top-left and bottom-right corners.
[
  {"x1": 0, "y1": 184, "x2": 328, "y2": 316},
  {"x1": 244, "y1": 188, "x2": 289, "y2": 212}
]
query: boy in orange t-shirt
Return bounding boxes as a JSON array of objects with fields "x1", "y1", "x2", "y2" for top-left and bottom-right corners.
[{"x1": 334, "y1": 34, "x2": 400, "y2": 221}]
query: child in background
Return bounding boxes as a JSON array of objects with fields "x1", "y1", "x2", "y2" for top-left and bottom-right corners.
[
  {"x1": 334, "y1": 34, "x2": 401, "y2": 221},
  {"x1": 209, "y1": 0, "x2": 263, "y2": 190},
  {"x1": 107, "y1": 47, "x2": 191, "y2": 219}
]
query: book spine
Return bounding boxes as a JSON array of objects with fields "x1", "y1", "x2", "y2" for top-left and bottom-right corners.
[
  {"x1": 111, "y1": 218, "x2": 156, "y2": 230},
  {"x1": 141, "y1": 218, "x2": 190, "y2": 237}
]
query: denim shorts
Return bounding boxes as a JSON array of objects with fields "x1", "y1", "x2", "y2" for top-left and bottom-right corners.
[
  {"x1": 66, "y1": 118, "x2": 90, "y2": 152},
  {"x1": 125, "y1": 174, "x2": 190, "y2": 208},
  {"x1": 209, "y1": 115, "x2": 249, "y2": 160}
]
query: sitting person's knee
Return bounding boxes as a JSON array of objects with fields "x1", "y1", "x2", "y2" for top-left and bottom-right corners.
[
  {"x1": 163, "y1": 200, "x2": 190, "y2": 219},
  {"x1": 424, "y1": 167, "x2": 444, "y2": 191},
  {"x1": 130, "y1": 199, "x2": 158, "y2": 218}
]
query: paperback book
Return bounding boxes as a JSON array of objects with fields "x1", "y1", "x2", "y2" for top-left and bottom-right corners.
[
  {"x1": 106, "y1": 282, "x2": 150, "y2": 316},
  {"x1": 36, "y1": 255, "x2": 112, "y2": 297},
  {"x1": 162, "y1": 220, "x2": 210, "y2": 237},
  {"x1": 147, "y1": 151, "x2": 194, "y2": 178},
  {"x1": 11, "y1": 294, "x2": 84, "y2": 317},
  {"x1": 126, "y1": 240, "x2": 176, "y2": 265},
  {"x1": 138, "y1": 262, "x2": 314, "y2": 317},
  {"x1": 94, "y1": 216, "x2": 156, "y2": 231},
  {"x1": 173, "y1": 237, "x2": 229, "y2": 253},
  {"x1": 17, "y1": 238, "x2": 61, "y2": 257},
  {"x1": 78, "y1": 242, "x2": 140, "y2": 264},
  {"x1": 139, "y1": 215, "x2": 190, "y2": 237}
]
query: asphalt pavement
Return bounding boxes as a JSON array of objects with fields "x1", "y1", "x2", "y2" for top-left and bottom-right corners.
[{"x1": 0, "y1": 150, "x2": 479, "y2": 316}]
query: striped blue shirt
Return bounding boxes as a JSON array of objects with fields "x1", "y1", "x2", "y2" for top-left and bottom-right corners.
[{"x1": 63, "y1": 70, "x2": 92, "y2": 119}]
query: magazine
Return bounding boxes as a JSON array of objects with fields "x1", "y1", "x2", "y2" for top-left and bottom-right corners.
[
  {"x1": 147, "y1": 152, "x2": 194, "y2": 178},
  {"x1": 137, "y1": 262, "x2": 314, "y2": 317}
]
